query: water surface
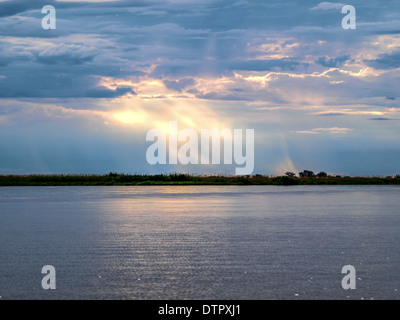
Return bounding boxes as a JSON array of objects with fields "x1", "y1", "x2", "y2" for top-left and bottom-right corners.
[{"x1": 0, "y1": 185, "x2": 399, "y2": 300}]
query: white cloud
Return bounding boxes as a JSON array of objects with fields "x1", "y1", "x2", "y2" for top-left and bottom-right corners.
[
  {"x1": 57, "y1": 0, "x2": 120, "y2": 2},
  {"x1": 310, "y1": 2, "x2": 345, "y2": 11},
  {"x1": 292, "y1": 127, "x2": 354, "y2": 134},
  {"x1": 36, "y1": 43, "x2": 96, "y2": 65}
]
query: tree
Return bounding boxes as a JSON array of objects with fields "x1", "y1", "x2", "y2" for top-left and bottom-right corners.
[
  {"x1": 299, "y1": 170, "x2": 315, "y2": 178},
  {"x1": 317, "y1": 171, "x2": 328, "y2": 178},
  {"x1": 285, "y1": 172, "x2": 296, "y2": 177}
]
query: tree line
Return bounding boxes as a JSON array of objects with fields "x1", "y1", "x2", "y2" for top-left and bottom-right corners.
[{"x1": 286, "y1": 170, "x2": 344, "y2": 178}]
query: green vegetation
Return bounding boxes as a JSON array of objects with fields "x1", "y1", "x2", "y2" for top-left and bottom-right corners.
[{"x1": 0, "y1": 172, "x2": 400, "y2": 186}]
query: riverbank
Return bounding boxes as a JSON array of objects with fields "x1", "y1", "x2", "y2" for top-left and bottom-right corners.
[{"x1": 1, "y1": 173, "x2": 400, "y2": 186}]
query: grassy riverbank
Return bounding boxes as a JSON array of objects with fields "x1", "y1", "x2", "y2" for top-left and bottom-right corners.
[{"x1": 1, "y1": 173, "x2": 400, "y2": 186}]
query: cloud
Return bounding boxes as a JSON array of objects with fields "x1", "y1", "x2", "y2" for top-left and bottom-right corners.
[
  {"x1": 365, "y1": 51, "x2": 400, "y2": 70},
  {"x1": 196, "y1": 91, "x2": 250, "y2": 101},
  {"x1": 315, "y1": 112, "x2": 346, "y2": 116},
  {"x1": 312, "y1": 110, "x2": 388, "y2": 116},
  {"x1": 0, "y1": 56, "x2": 8, "y2": 66},
  {"x1": 0, "y1": 100, "x2": 108, "y2": 126},
  {"x1": 163, "y1": 78, "x2": 195, "y2": 91},
  {"x1": 292, "y1": 127, "x2": 354, "y2": 135},
  {"x1": 36, "y1": 44, "x2": 96, "y2": 65},
  {"x1": 369, "y1": 117, "x2": 398, "y2": 121},
  {"x1": 1, "y1": 0, "x2": 400, "y2": 175},
  {"x1": 0, "y1": 0, "x2": 51, "y2": 18},
  {"x1": 59, "y1": 0, "x2": 121, "y2": 2},
  {"x1": 310, "y1": 2, "x2": 345, "y2": 11},
  {"x1": 317, "y1": 55, "x2": 350, "y2": 68},
  {"x1": 228, "y1": 58, "x2": 303, "y2": 72},
  {"x1": 84, "y1": 86, "x2": 135, "y2": 98},
  {"x1": 0, "y1": 67, "x2": 136, "y2": 98}
]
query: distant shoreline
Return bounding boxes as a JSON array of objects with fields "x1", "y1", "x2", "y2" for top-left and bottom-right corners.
[{"x1": 1, "y1": 173, "x2": 400, "y2": 186}]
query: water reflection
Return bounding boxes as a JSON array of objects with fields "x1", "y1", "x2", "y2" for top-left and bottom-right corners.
[{"x1": 0, "y1": 185, "x2": 399, "y2": 299}]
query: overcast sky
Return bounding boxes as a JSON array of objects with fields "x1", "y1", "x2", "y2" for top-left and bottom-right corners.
[{"x1": 1, "y1": 0, "x2": 400, "y2": 176}]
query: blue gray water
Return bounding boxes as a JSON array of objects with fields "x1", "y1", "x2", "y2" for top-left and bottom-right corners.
[{"x1": 0, "y1": 185, "x2": 399, "y2": 300}]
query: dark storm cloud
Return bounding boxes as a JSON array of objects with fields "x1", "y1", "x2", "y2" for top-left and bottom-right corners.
[
  {"x1": 0, "y1": 0, "x2": 52, "y2": 18},
  {"x1": 316, "y1": 55, "x2": 350, "y2": 68},
  {"x1": 0, "y1": 64, "x2": 136, "y2": 98},
  {"x1": 365, "y1": 51, "x2": 400, "y2": 70},
  {"x1": 1, "y1": 0, "x2": 399, "y2": 100},
  {"x1": 369, "y1": 117, "x2": 398, "y2": 121},
  {"x1": 229, "y1": 59, "x2": 303, "y2": 72},
  {"x1": 84, "y1": 86, "x2": 135, "y2": 98}
]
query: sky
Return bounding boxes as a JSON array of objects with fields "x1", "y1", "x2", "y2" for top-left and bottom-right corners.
[{"x1": 0, "y1": 0, "x2": 400, "y2": 176}]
